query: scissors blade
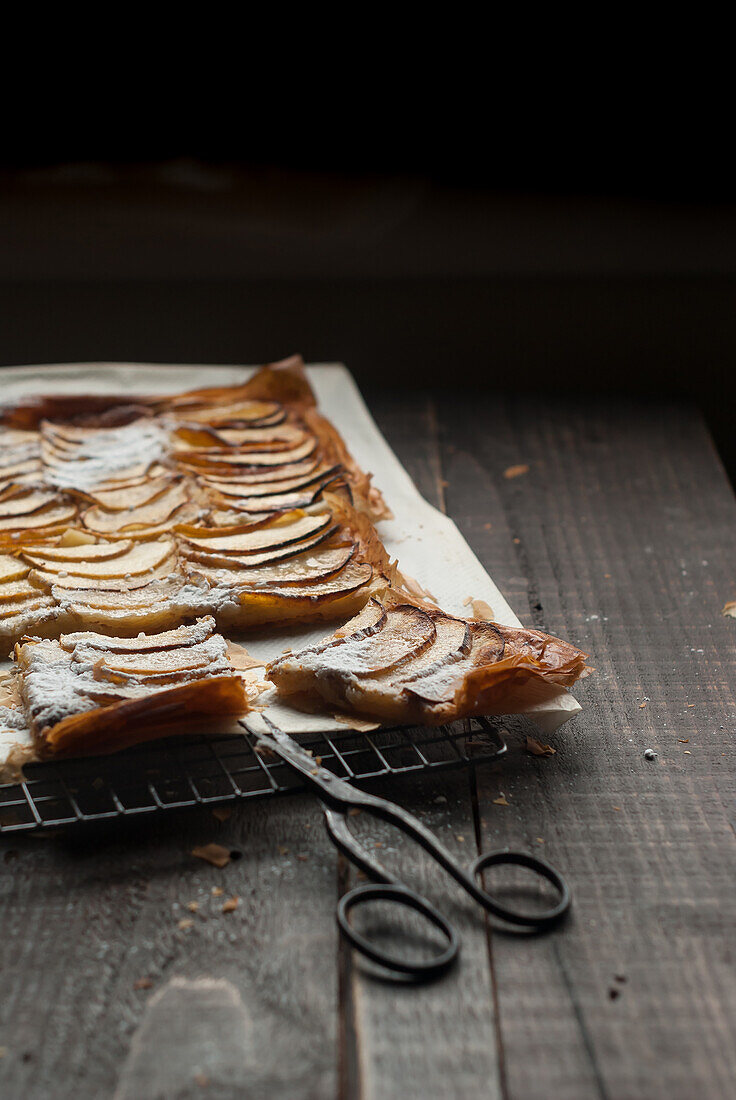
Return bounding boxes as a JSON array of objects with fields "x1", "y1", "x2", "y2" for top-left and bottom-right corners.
[{"x1": 242, "y1": 717, "x2": 363, "y2": 807}]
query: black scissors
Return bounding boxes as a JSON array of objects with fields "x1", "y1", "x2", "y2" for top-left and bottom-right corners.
[{"x1": 248, "y1": 719, "x2": 570, "y2": 980}]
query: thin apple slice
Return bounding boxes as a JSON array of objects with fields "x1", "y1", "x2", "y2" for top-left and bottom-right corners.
[
  {"x1": 75, "y1": 638, "x2": 227, "y2": 677},
  {"x1": 273, "y1": 603, "x2": 435, "y2": 680},
  {"x1": 26, "y1": 538, "x2": 174, "y2": 578},
  {"x1": 56, "y1": 579, "x2": 184, "y2": 610},
  {"x1": 0, "y1": 555, "x2": 30, "y2": 583},
  {"x1": 180, "y1": 524, "x2": 340, "y2": 569},
  {"x1": 215, "y1": 561, "x2": 376, "y2": 628},
  {"x1": 180, "y1": 512, "x2": 331, "y2": 554},
  {"x1": 0, "y1": 459, "x2": 43, "y2": 480},
  {"x1": 34, "y1": 558, "x2": 178, "y2": 594},
  {"x1": 81, "y1": 482, "x2": 190, "y2": 533},
  {"x1": 0, "y1": 594, "x2": 55, "y2": 621},
  {"x1": 32, "y1": 555, "x2": 177, "y2": 591},
  {"x1": 86, "y1": 475, "x2": 178, "y2": 511},
  {"x1": 0, "y1": 444, "x2": 40, "y2": 469},
  {"x1": 188, "y1": 545, "x2": 356, "y2": 588},
  {"x1": 0, "y1": 481, "x2": 34, "y2": 502},
  {"x1": 60, "y1": 616, "x2": 216, "y2": 653},
  {"x1": 196, "y1": 457, "x2": 321, "y2": 486},
  {"x1": 22, "y1": 540, "x2": 133, "y2": 564},
  {"x1": 0, "y1": 502, "x2": 78, "y2": 531},
  {"x1": 174, "y1": 423, "x2": 307, "y2": 450},
  {"x1": 175, "y1": 512, "x2": 281, "y2": 540},
  {"x1": 240, "y1": 562, "x2": 373, "y2": 600},
  {"x1": 209, "y1": 424, "x2": 306, "y2": 447},
  {"x1": 206, "y1": 483, "x2": 337, "y2": 515},
  {"x1": 203, "y1": 465, "x2": 340, "y2": 498},
  {"x1": 43, "y1": 454, "x2": 153, "y2": 480},
  {"x1": 333, "y1": 599, "x2": 387, "y2": 637},
  {"x1": 101, "y1": 504, "x2": 200, "y2": 541},
  {"x1": 204, "y1": 510, "x2": 277, "y2": 529},
  {"x1": 0, "y1": 490, "x2": 60, "y2": 518},
  {"x1": 0, "y1": 429, "x2": 40, "y2": 447},
  {"x1": 403, "y1": 624, "x2": 506, "y2": 704},
  {"x1": 0, "y1": 579, "x2": 44, "y2": 603},
  {"x1": 169, "y1": 397, "x2": 282, "y2": 421},
  {"x1": 355, "y1": 615, "x2": 471, "y2": 700},
  {"x1": 84, "y1": 464, "x2": 171, "y2": 493},
  {"x1": 177, "y1": 436, "x2": 317, "y2": 470}
]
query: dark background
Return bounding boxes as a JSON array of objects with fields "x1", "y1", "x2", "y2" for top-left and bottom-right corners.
[{"x1": 2, "y1": 92, "x2": 735, "y2": 479}]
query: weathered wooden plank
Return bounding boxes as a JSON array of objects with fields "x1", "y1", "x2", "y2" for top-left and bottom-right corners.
[
  {"x1": 343, "y1": 393, "x2": 501, "y2": 1100},
  {"x1": 0, "y1": 790, "x2": 340, "y2": 1099},
  {"x1": 439, "y1": 394, "x2": 736, "y2": 1100}
]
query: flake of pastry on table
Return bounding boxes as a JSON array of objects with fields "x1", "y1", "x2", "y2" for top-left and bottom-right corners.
[{"x1": 0, "y1": 617, "x2": 261, "y2": 772}]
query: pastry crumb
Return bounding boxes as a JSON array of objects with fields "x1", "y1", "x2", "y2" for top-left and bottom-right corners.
[{"x1": 191, "y1": 843, "x2": 232, "y2": 868}]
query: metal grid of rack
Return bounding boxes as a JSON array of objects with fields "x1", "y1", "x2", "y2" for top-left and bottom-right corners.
[{"x1": 0, "y1": 719, "x2": 505, "y2": 833}]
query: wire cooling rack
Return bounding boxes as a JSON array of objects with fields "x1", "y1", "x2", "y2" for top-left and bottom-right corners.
[{"x1": 0, "y1": 719, "x2": 506, "y2": 833}]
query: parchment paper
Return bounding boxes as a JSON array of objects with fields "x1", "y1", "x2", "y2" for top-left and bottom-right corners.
[{"x1": 0, "y1": 361, "x2": 580, "y2": 738}]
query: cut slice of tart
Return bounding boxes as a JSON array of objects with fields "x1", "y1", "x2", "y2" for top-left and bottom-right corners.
[
  {"x1": 268, "y1": 599, "x2": 590, "y2": 725},
  {"x1": 12, "y1": 616, "x2": 256, "y2": 758}
]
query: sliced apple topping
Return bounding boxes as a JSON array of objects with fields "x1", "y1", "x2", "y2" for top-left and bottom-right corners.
[
  {"x1": 188, "y1": 545, "x2": 356, "y2": 588},
  {"x1": 0, "y1": 594, "x2": 55, "y2": 621},
  {"x1": 0, "y1": 555, "x2": 30, "y2": 583},
  {"x1": 180, "y1": 524, "x2": 340, "y2": 569},
  {"x1": 33, "y1": 557, "x2": 177, "y2": 592},
  {"x1": 40, "y1": 419, "x2": 167, "y2": 490},
  {"x1": 176, "y1": 435, "x2": 317, "y2": 470},
  {"x1": 60, "y1": 616, "x2": 217, "y2": 652},
  {"x1": 0, "y1": 502, "x2": 78, "y2": 531},
  {"x1": 174, "y1": 422, "x2": 307, "y2": 451},
  {"x1": 202, "y1": 465, "x2": 340, "y2": 499},
  {"x1": 0, "y1": 490, "x2": 60, "y2": 518},
  {"x1": 23, "y1": 538, "x2": 175, "y2": 579},
  {"x1": 196, "y1": 457, "x2": 321, "y2": 485},
  {"x1": 273, "y1": 603, "x2": 435, "y2": 684},
  {"x1": 0, "y1": 579, "x2": 45, "y2": 604},
  {"x1": 22, "y1": 540, "x2": 133, "y2": 564},
  {"x1": 209, "y1": 560, "x2": 377, "y2": 626},
  {"x1": 81, "y1": 481, "x2": 190, "y2": 533},
  {"x1": 174, "y1": 512, "x2": 281, "y2": 539},
  {"x1": 73, "y1": 637, "x2": 229, "y2": 681},
  {"x1": 167, "y1": 398, "x2": 284, "y2": 423},
  {"x1": 84, "y1": 475, "x2": 179, "y2": 512},
  {"x1": 206, "y1": 481, "x2": 340, "y2": 515},
  {"x1": 0, "y1": 428, "x2": 40, "y2": 447},
  {"x1": 180, "y1": 512, "x2": 332, "y2": 554}
]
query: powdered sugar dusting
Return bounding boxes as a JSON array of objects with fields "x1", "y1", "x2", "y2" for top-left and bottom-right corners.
[{"x1": 43, "y1": 420, "x2": 168, "y2": 490}]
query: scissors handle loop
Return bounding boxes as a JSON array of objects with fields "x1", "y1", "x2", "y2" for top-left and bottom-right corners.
[
  {"x1": 337, "y1": 883, "x2": 459, "y2": 979},
  {"x1": 469, "y1": 849, "x2": 571, "y2": 929}
]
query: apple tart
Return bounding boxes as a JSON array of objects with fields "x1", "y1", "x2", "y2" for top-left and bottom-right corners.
[
  {"x1": 0, "y1": 617, "x2": 257, "y2": 759},
  {"x1": 0, "y1": 355, "x2": 589, "y2": 764}
]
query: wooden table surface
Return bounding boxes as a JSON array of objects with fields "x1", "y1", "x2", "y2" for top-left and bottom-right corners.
[{"x1": 1, "y1": 390, "x2": 735, "y2": 1100}]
